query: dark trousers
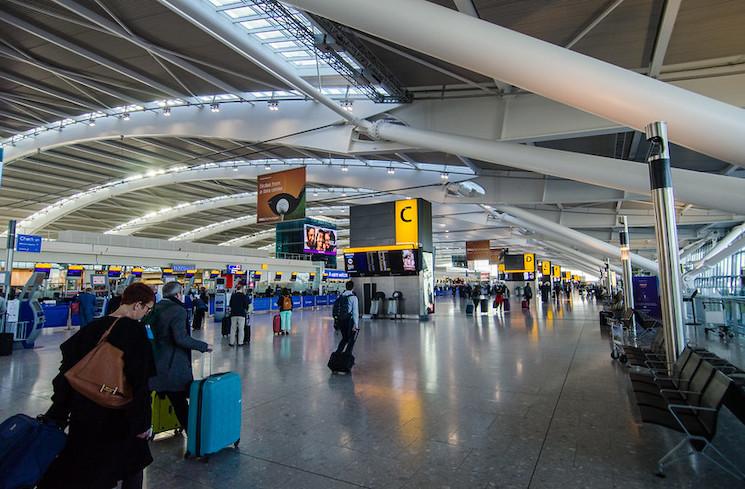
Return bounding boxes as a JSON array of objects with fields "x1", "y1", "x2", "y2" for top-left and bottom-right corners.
[
  {"x1": 192, "y1": 309, "x2": 205, "y2": 330},
  {"x1": 336, "y1": 322, "x2": 357, "y2": 354},
  {"x1": 121, "y1": 470, "x2": 143, "y2": 489},
  {"x1": 164, "y1": 391, "x2": 190, "y2": 433}
]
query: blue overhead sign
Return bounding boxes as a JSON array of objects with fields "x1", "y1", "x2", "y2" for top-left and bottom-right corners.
[
  {"x1": 171, "y1": 263, "x2": 196, "y2": 273},
  {"x1": 325, "y1": 269, "x2": 349, "y2": 279},
  {"x1": 16, "y1": 234, "x2": 42, "y2": 253}
]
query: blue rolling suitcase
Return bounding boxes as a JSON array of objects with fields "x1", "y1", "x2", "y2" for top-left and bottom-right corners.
[
  {"x1": 186, "y1": 355, "x2": 242, "y2": 460},
  {"x1": 0, "y1": 414, "x2": 66, "y2": 489}
]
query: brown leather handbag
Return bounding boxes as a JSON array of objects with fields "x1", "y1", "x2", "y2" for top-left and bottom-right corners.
[{"x1": 64, "y1": 318, "x2": 132, "y2": 409}]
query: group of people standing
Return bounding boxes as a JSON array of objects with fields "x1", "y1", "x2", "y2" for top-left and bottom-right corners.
[{"x1": 41, "y1": 281, "x2": 210, "y2": 489}]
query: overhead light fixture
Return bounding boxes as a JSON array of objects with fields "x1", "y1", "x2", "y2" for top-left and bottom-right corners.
[
  {"x1": 341, "y1": 193, "x2": 347, "y2": 197},
  {"x1": 163, "y1": 107, "x2": 171, "y2": 117},
  {"x1": 387, "y1": 166, "x2": 395, "y2": 175},
  {"x1": 268, "y1": 100, "x2": 279, "y2": 111},
  {"x1": 122, "y1": 112, "x2": 130, "y2": 121},
  {"x1": 88, "y1": 118, "x2": 96, "y2": 127},
  {"x1": 341, "y1": 99, "x2": 353, "y2": 112},
  {"x1": 264, "y1": 163, "x2": 271, "y2": 170},
  {"x1": 233, "y1": 167, "x2": 239, "y2": 172},
  {"x1": 341, "y1": 165, "x2": 349, "y2": 172},
  {"x1": 440, "y1": 172, "x2": 449, "y2": 180},
  {"x1": 210, "y1": 103, "x2": 220, "y2": 113}
]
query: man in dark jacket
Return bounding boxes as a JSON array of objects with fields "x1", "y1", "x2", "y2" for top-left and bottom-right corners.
[
  {"x1": 78, "y1": 287, "x2": 96, "y2": 327},
  {"x1": 149, "y1": 282, "x2": 210, "y2": 432},
  {"x1": 228, "y1": 284, "x2": 251, "y2": 346}
]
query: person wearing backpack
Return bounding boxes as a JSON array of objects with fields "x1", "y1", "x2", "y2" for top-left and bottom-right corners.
[
  {"x1": 328, "y1": 280, "x2": 360, "y2": 374},
  {"x1": 330, "y1": 281, "x2": 359, "y2": 372},
  {"x1": 277, "y1": 288, "x2": 293, "y2": 335}
]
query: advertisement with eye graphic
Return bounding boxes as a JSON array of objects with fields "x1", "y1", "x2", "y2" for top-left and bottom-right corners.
[
  {"x1": 257, "y1": 166, "x2": 306, "y2": 223},
  {"x1": 303, "y1": 224, "x2": 338, "y2": 256}
]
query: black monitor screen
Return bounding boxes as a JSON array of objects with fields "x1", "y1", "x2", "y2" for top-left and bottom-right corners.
[{"x1": 503, "y1": 254, "x2": 524, "y2": 271}]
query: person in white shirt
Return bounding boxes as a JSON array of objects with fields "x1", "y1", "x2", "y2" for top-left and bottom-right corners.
[{"x1": 335, "y1": 281, "x2": 359, "y2": 355}]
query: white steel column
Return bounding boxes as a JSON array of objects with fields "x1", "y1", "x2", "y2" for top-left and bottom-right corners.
[
  {"x1": 619, "y1": 216, "x2": 637, "y2": 335},
  {"x1": 646, "y1": 121, "x2": 685, "y2": 367},
  {"x1": 289, "y1": 0, "x2": 745, "y2": 166}
]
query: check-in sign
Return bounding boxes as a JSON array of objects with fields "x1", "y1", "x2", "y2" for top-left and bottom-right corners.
[{"x1": 16, "y1": 234, "x2": 42, "y2": 253}]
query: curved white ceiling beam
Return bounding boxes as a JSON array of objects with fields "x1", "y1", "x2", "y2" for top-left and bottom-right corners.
[
  {"x1": 13, "y1": 160, "x2": 468, "y2": 234},
  {"x1": 290, "y1": 0, "x2": 745, "y2": 166},
  {"x1": 106, "y1": 188, "x2": 368, "y2": 235},
  {"x1": 1, "y1": 99, "x2": 395, "y2": 163},
  {"x1": 221, "y1": 228, "x2": 350, "y2": 247},
  {"x1": 171, "y1": 206, "x2": 350, "y2": 242},
  {"x1": 370, "y1": 123, "x2": 745, "y2": 216}
]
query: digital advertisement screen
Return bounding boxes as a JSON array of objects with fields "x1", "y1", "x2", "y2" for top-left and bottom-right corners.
[
  {"x1": 274, "y1": 272, "x2": 283, "y2": 281},
  {"x1": 108, "y1": 270, "x2": 122, "y2": 278},
  {"x1": 131, "y1": 268, "x2": 143, "y2": 277},
  {"x1": 303, "y1": 224, "x2": 338, "y2": 256},
  {"x1": 34, "y1": 263, "x2": 51, "y2": 276},
  {"x1": 92, "y1": 275, "x2": 106, "y2": 286}
]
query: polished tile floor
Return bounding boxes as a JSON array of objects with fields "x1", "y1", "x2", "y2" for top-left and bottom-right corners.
[{"x1": 2, "y1": 295, "x2": 744, "y2": 488}]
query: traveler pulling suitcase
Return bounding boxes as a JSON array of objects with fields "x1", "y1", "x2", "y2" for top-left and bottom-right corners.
[
  {"x1": 151, "y1": 392, "x2": 182, "y2": 439},
  {"x1": 272, "y1": 314, "x2": 281, "y2": 335},
  {"x1": 186, "y1": 353, "x2": 241, "y2": 460},
  {"x1": 0, "y1": 414, "x2": 66, "y2": 489}
]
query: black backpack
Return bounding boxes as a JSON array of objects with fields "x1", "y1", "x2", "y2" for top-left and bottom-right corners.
[{"x1": 332, "y1": 294, "x2": 351, "y2": 330}]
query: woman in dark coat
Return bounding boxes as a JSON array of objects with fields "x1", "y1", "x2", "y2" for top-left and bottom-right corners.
[{"x1": 40, "y1": 283, "x2": 156, "y2": 489}]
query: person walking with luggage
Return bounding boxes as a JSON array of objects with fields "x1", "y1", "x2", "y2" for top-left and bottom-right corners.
[
  {"x1": 39, "y1": 283, "x2": 157, "y2": 489},
  {"x1": 470, "y1": 284, "x2": 481, "y2": 312},
  {"x1": 228, "y1": 285, "x2": 250, "y2": 346},
  {"x1": 77, "y1": 287, "x2": 96, "y2": 327},
  {"x1": 149, "y1": 282, "x2": 211, "y2": 434},
  {"x1": 277, "y1": 288, "x2": 293, "y2": 335},
  {"x1": 330, "y1": 280, "x2": 359, "y2": 373},
  {"x1": 192, "y1": 287, "x2": 209, "y2": 330},
  {"x1": 493, "y1": 282, "x2": 505, "y2": 312},
  {"x1": 522, "y1": 283, "x2": 533, "y2": 309}
]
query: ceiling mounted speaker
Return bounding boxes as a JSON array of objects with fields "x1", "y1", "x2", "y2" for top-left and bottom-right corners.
[{"x1": 445, "y1": 180, "x2": 486, "y2": 198}]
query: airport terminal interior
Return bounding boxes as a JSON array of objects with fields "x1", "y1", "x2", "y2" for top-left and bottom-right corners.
[{"x1": 0, "y1": 0, "x2": 744, "y2": 488}]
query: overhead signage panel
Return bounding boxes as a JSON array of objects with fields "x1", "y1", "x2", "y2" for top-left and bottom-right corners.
[
  {"x1": 465, "y1": 240, "x2": 490, "y2": 261},
  {"x1": 541, "y1": 261, "x2": 551, "y2": 275},
  {"x1": 395, "y1": 199, "x2": 419, "y2": 246},
  {"x1": 504, "y1": 253, "x2": 535, "y2": 273},
  {"x1": 16, "y1": 234, "x2": 42, "y2": 253}
]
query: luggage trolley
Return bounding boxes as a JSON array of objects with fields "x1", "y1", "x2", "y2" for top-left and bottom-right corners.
[{"x1": 608, "y1": 317, "x2": 627, "y2": 363}]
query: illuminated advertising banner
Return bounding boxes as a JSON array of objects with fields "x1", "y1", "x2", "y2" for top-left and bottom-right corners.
[
  {"x1": 257, "y1": 167, "x2": 306, "y2": 223},
  {"x1": 303, "y1": 224, "x2": 337, "y2": 256}
]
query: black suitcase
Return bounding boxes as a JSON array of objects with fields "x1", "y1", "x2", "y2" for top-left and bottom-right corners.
[
  {"x1": 328, "y1": 351, "x2": 355, "y2": 373},
  {"x1": 465, "y1": 303, "x2": 474, "y2": 315},
  {"x1": 599, "y1": 311, "x2": 612, "y2": 327},
  {"x1": 221, "y1": 316, "x2": 231, "y2": 337},
  {"x1": 0, "y1": 332, "x2": 13, "y2": 356}
]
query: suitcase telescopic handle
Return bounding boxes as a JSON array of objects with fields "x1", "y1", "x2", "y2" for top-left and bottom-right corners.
[{"x1": 200, "y1": 350, "x2": 213, "y2": 379}]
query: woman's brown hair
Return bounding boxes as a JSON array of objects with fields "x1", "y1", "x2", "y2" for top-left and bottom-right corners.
[{"x1": 121, "y1": 282, "x2": 156, "y2": 305}]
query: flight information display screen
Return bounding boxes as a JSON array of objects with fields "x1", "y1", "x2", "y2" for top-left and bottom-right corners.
[{"x1": 344, "y1": 249, "x2": 419, "y2": 276}]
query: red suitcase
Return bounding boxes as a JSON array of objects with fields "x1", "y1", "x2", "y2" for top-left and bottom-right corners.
[
  {"x1": 273, "y1": 315, "x2": 281, "y2": 335},
  {"x1": 521, "y1": 300, "x2": 529, "y2": 309}
]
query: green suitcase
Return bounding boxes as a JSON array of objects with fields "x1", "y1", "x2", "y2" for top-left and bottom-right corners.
[{"x1": 151, "y1": 392, "x2": 182, "y2": 438}]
